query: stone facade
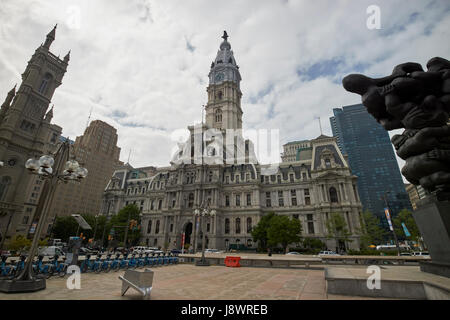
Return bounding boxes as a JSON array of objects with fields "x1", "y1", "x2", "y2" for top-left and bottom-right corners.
[
  {"x1": 0, "y1": 25, "x2": 67, "y2": 240},
  {"x1": 101, "y1": 33, "x2": 363, "y2": 252}
]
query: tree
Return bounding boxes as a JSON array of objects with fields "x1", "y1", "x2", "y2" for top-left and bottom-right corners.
[
  {"x1": 326, "y1": 212, "x2": 352, "y2": 252},
  {"x1": 303, "y1": 238, "x2": 325, "y2": 251},
  {"x1": 392, "y1": 209, "x2": 420, "y2": 242},
  {"x1": 251, "y1": 212, "x2": 276, "y2": 250},
  {"x1": 358, "y1": 211, "x2": 387, "y2": 249},
  {"x1": 7, "y1": 235, "x2": 31, "y2": 252},
  {"x1": 108, "y1": 204, "x2": 141, "y2": 248},
  {"x1": 52, "y1": 216, "x2": 79, "y2": 242},
  {"x1": 267, "y1": 215, "x2": 302, "y2": 253}
]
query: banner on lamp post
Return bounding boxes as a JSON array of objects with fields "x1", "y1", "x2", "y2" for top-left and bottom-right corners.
[{"x1": 384, "y1": 208, "x2": 394, "y2": 232}]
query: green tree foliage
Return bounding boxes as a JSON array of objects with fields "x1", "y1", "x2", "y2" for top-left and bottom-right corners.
[
  {"x1": 52, "y1": 216, "x2": 79, "y2": 242},
  {"x1": 251, "y1": 212, "x2": 302, "y2": 252},
  {"x1": 267, "y1": 215, "x2": 302, "y2": 253},
  {"x1": 393, "y1": 209, "x2": 421, "y2": 242},
  {"x1": 302, "y1": 238, "x2": 326, "y2": 250},
  {"x1": 7, "y1": 235, "x2": 31, "y2": 252},
  {"x1": 51, "y1": 214, "x2": 108, "y2": 245},
  {"x1": 358, "y1": 211, "x2": 387, "y2": 248},
  {"x1": 108, "y1": 204, "x2": 141, "y2": 247},
  {"x1": 251, "y1": 212, "x2": 276, "y2": 250},
  {"x1": 326, "y1": 212, "x2": 352, "y2": 247}
]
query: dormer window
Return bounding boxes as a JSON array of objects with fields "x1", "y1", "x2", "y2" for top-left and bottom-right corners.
[{"x1": 325, "y1": 158, "x2": 331, "y2": 168}]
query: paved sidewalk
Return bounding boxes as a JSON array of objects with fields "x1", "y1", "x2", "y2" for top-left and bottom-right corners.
[{"x1": 0, "y1": 264, "x2": 390, "y2": 300}]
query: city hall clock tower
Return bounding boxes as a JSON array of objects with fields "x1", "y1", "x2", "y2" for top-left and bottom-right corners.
[{"x1": 205, "y1": 31, "x2": 243, "y2": 130}]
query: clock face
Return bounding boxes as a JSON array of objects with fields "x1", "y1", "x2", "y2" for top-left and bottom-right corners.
[{"x1": 215, "y1": 73, "x2": 224, "y2": 82}]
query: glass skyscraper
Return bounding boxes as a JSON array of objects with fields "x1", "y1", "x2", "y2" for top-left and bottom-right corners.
[{"x1": 330, "y1": 104, "x2": 412, "y2": 226}]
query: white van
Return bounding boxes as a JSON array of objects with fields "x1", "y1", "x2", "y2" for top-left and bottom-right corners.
[{"x1": 39, "y1": 246, "x2": 65, "y2": 256}]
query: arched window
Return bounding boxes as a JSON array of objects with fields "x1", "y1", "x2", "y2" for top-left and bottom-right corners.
[
  {"x1": 218, "y1": 91, "x2": 223, "y2": 100},
  {"x1": 329, "y1": 187, "x2": 339, "y2": 203},
  {"x1": 0, "y1": 176, "x2": 11, "y2": 201},
  {"x1": 246, "y1": 217, "x2": 252, "y2": 233},
  {"x1": 215, "y1": 108, "x2": 222, "y2": 122},
  {"x1": 247, "y1": 239, "x2": 253, "y2": 247},
  {"x1": 225, "y1": 218, "x2": 230, "y2": 234},
  {"x1": 236, "y1": 218, "x2": 241, "y2": 234},
  {"x1": 147, "y1": 220, "x2": 152, "y2": 234},
  {"x1": 155, "y1": 220, "x2": 160, "y2": 234},
  {"x1": 38, "y1": 73, "x2": 52, "y2": 94}
]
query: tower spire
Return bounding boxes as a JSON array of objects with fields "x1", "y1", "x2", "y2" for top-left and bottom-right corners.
[
  {"x1": 64, "y1": 50, "x2": 71, "y2": 63},
  {"x1": 222, "y1": 30, "x2": 228, "y2": 41},
  {"x1": 43, "y1": 24, "x2": 57, "y2": 49}
]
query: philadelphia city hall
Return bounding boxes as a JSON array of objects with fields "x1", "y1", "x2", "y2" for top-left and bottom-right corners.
[{"x1": 101, "y1": 32, "x2": 363, "y2": 252}]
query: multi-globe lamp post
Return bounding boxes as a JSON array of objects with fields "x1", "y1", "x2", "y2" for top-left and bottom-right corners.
[
  {"x1": 0, "y1": 140, "x2": 87, "y2": 293},
  {"x1": 194, "y1": 204, "x2": 216, "y2": 266}
]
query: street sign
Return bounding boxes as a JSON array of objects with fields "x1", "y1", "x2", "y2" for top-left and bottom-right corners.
[{"x1": 71, "y1": 214, "x2": 92, "y2": 230}]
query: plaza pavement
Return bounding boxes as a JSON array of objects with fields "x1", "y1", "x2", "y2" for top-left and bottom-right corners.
[{"x1": 0, "y1": 264, "x2": 392, "y2": 300}]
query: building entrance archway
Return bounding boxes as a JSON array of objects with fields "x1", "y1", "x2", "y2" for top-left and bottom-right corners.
[{"x1": 184, "y1": 222, "x2": 193, "y2": 248}]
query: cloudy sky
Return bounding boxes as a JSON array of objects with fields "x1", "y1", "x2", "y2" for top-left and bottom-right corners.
[{"x1": 1, "y1": 0, "x2": 449, "y2": 170}]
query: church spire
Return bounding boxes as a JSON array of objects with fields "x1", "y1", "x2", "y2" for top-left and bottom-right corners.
[{"x1": 43, "y1": 24, "x2": 57, "y2": 49}]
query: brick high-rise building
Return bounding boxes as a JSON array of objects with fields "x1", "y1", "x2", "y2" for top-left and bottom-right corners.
[{"x1": 45, "y1": 120, "x2": 121, "y2": 234}]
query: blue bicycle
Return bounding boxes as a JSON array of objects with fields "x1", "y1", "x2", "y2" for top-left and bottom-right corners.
[
  {"x1": 109, "y1": 253, "x2": 122, "y2": 272},
  {"x1": 119, "y1": 253, "x2": 131, "y2": 270},
  {"x1": 127, "y1": 254, "x2": 139, "y2": 269},
  {"x1": 80, "y1": 254, "x2": 98, "y2": 273},
  {"x1": 33, "y1": 255, "x2": 53, "y2": 278},
  {"x1": 99, "y1": 254, "x2": 113, "y2": 272},
  {"x1": 1, "y1": 255, "x2": 13, "y2": 277},
  {"x1": 49, "y1": 254, "x2": 68, "y2": 277}
]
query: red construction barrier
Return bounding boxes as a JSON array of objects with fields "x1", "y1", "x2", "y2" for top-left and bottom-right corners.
[{"x1": 224, "y1": 256, "x2": 241, "y2": 267}]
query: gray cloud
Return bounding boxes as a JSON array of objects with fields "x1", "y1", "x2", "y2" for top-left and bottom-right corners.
[{"x1": 0, "y1": 0, "x2": 449, "y2": 174}]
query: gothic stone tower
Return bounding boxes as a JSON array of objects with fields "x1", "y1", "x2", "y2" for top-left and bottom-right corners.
[
  {"x1": 0, "y1": 25, "x2": 68, "y2": 240},
  {"x1": 205, "y1": 31, "x2": 243, "y2": 131}
]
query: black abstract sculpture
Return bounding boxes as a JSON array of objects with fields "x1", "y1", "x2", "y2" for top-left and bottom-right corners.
[{"x1": 342, "y1": 57, "x2": 450, "y2": 200}]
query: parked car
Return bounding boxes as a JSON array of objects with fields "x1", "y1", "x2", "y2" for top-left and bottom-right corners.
[
  {"x1": 171, "y1": 249, "x2": 182, "y2": 254},
  {"x1": 39, "y1": 246, "x2": 65, "y2": 257},
  {"x1": 412, "y1": 251, "x2": 429, "y2": 256},
  {"x1": 286, "y1": 252, "x2": 302, "y2": 255},
  {"x1": 318, "y1": 251, "x2": 339, "y2": 256},
  {"x1": 400, "y1": 252, "x2": 412, "y2": 256},
  {"x1": 205, "y1": 249, "x2": 222, "y2": 254}
]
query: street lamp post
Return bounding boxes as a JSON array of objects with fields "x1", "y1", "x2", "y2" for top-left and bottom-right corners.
[
  {"x1": 0, "y1": 140, "x2": 87, "y2": 293},
  {"x1": 194, "y1": 205, "x2": 216, "y2": 266}
]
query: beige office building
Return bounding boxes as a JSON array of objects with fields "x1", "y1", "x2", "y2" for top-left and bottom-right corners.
[{"x1": 45, "y1": 120, "x2": 122, "y2": 233}]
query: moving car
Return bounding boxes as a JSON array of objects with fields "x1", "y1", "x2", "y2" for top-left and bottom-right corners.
[
  {"x1": 286, "y1": 252, "x2": 302, "y2": 255},
  {"x1": 318, "y1": 251, "x2": 339, "y2": 256}
]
